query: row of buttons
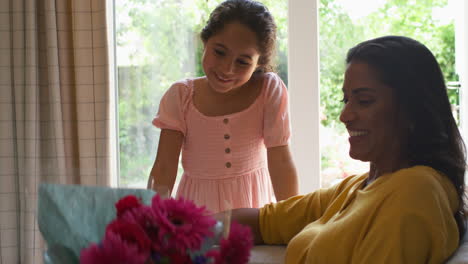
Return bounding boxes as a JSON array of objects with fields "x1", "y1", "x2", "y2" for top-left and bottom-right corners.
[{"x1": 224, "y1": 118, "x2": 231, "y2": 168}]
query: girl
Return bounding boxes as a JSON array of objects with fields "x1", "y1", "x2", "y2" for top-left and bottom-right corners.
[{"x1": 147, "y1": 0, "x2": 299, "y2": 213}]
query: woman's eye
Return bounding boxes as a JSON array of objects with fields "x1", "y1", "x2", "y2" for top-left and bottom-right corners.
[
  {"x1": 214, "y1": 49, "x2": 225, "y2": 56},
  {"x1": 340, "y1": 97, "x2": 348, "y2": 104},
  {"x1": 359, "y1": 100, "x2": 374, "y2": 105}
]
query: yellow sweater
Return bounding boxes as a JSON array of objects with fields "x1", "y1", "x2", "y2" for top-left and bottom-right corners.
[{"x1": 259, "y1": 166, "x2": 459, "y2": 263}]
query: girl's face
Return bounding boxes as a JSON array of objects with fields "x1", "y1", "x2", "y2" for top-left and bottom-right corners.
[
  {"x1": 339, "y1": 62, "x2": 400, "y2": 166},
  {"x1": 202, "y1": 22, "x2": 261, "y2": 94}
]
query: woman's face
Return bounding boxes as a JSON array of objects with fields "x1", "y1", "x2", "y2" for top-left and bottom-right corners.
[
  {"x1": 339, "y1": 62, "x2": 400, "y2": 165},
  {"x1": 202, "y1": 22, "x2": 261, "y2": 94}
]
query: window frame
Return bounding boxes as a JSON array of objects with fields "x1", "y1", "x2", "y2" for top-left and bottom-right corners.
[
  {"x1": 455, "y1": 0, "x2": 468, "y2": 158},
  {"x1": 288, "y1": 0, "x2": 321, "y2": 192},
  {"x1": 109, "y1": 0, "x2": 468, "y2": 188}
]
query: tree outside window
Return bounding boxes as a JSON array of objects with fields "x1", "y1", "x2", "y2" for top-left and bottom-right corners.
[{"x1": 115, "y1": 0, "x2": 457, "y2": 188}]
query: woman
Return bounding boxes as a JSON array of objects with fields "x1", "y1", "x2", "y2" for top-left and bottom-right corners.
[{"x1": 231, "y1": 35, "x2": 467, "y2": 263}]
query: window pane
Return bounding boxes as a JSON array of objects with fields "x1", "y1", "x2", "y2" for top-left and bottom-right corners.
[
  {"x1": 319, "y1": 0, "x2": 457, "y2": 187},
  {"x1": 115, "y1": 0, "x2": 288, "y2": 188}
]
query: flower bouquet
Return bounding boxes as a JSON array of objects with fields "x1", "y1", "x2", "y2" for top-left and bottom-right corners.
[{"x1": 80, "y1": 194, "x2": 253, "y2": 264}]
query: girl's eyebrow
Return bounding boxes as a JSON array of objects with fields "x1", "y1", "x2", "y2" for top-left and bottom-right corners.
[{"x1": 213, "y1": 43, "x2": 254, "y2": 60}]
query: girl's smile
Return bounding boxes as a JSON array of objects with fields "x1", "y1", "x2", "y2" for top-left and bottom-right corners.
[
  {"x1": 214, "y1": 72, "x2": 234, "y2": 84},
  {"x1": 202, "y1": 22, "x2": 261, "y2": 94}
]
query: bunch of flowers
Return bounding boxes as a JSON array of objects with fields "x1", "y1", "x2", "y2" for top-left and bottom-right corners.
[{"x1": 79, "y1": 194, "x2": 253, "y2": 264}]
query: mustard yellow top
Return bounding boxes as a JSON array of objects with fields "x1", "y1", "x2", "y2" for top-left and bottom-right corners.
[{"x1": 259, "y1": 166, "x2": 459, "y2": 263}]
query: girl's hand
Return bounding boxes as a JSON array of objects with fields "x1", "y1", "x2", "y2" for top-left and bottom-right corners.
[{"x1": 148, "y1": 129, "x2": 184, "y2": 195}]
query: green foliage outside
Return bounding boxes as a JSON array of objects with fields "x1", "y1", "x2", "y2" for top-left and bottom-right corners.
[
  {"x1": 318, "y1": 0, "x2": 458, "y2": 175},
  {"x1": 116, "y1": 0, "x2": 287, "y2": 186},
  {"x1": 319, "y1": 0, "x2": 456, "y2": 129},
  {"x1": 116, "y1": 0, "x2": 457, "y2": 187}
]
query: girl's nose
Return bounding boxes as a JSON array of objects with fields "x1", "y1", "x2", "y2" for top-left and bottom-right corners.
[{"x1": 222, "y1": 59, "x2": 235, "y2": 74}]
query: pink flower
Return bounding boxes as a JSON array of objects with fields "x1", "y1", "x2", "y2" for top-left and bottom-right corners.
[
  {"x1": 80, "y1": 232, "x2": 148, "y2": 264},
  {"x1": 121, "y1": 205, "x2": 165, "y2": 252},
  {"x1": 115, "y1": 195, "x2": 142, "y2": 218},
  {"x1": 208, "y1": 221, "x2": 253, "y2": 264},
  {"x1": 167, "y1": 252, "x2": 194, "y2": 264},
  {"x1": 151, "y1": 195, "x2": 216, "y2": 253},
  {"x1": 105, "y1": 219, "x2": 152, "y2": 256},
  {"x1": 82, "y1": 194, "x2": 253, "y2": 263}
]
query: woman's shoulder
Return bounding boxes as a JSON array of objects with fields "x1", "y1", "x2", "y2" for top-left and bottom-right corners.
[
  {"x1": 381, "y1": 165, "x2": 452, "y2": 195},
  {"x1": 386, "y1": 166, "x2": 458, "y2": 211},
  {"x1": 390, "y1": 165, "x2": 448, "y2": 188}
]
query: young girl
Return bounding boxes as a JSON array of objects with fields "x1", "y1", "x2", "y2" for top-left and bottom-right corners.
[{"x1": 147, "y1": 0, "x2": 298, "y2": 213}]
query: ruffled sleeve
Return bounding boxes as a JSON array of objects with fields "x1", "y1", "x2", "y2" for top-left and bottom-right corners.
[
  {"x1": 152, "y1": 80, "x2": 191, "y2": 135},
  {"x1": 263, "y1": 73, "x2": 291, "y2": 148}
]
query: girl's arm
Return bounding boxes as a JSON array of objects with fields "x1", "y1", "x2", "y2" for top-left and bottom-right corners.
[
  {"x1": 147, "y1": 129, "x2": 184, "y2": 195},
  {"x1": 267, "y1": 145, "x2": 299, "y2": 201}
]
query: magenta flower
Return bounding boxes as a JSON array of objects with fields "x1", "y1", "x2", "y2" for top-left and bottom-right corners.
[
  {"x1": 105, "y1": 219, "x2": 152, "y2": 256},
  {"x1": 208, "y1": 221, "x2": 253, "y2": 264},
  {"x1": 151, "y1": 195, "x2": 216, "y2": 253},
  {"x1": 80, "y1": 232, "x2": 148, "y2": 264},
  {"x1": 81, "y1": 194, "x2": 253, "y2": 263},
  {"x1": 115, "y1": 195, "x2": 142, "y2": 218},
  {"x1": 121, "y1": 205, "x2": 166, "y2": 252}
]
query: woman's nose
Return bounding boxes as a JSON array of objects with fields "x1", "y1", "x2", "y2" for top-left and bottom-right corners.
[{"x1": 339, "y1": 103, "x2": 356, "y2": 124}]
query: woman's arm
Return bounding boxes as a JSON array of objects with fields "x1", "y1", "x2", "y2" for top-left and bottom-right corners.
[
  {"x1": 267, "y1": 145, "x2": 299, "y2": 201},
  {"x1": 147, "y1": 129, "x2": 184, "y2": 195}
]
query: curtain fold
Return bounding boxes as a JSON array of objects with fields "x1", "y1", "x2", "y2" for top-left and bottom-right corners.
[{"x1": 0, "y1": 0, "x2": 111, "y2": 262}]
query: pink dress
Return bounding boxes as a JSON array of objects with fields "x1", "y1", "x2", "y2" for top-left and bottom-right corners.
[{"x1": 152, "y1": 72, "x2": 291, "y2": 213}]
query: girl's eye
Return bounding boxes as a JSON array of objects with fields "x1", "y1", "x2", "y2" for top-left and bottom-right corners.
[
  {"x1": 237, "y1": 59, "x2": 250, "y2": 66},
  {"x1": 340, "y1": 97, "x2": 348, "y2": 104}
]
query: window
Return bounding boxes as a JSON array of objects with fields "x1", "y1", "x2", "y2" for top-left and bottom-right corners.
[
  {"x1": 112, "y1": 0, "x2": 468, "y2": 191},
  {"x1": 115, "y1": 0, "x2": 288, "y2": 188},
  {"x1": 318, "y1": 0, "x2": 462, "y2": 187}
]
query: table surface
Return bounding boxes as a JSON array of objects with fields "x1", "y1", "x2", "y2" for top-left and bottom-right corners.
[{"x1": 249, "y1": 245, "x2": 286, "y2": 264}]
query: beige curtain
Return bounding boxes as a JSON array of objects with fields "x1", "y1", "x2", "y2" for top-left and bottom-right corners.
[{"x1": 0, "y1": 0, "x2": 111, "y2": 263}]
